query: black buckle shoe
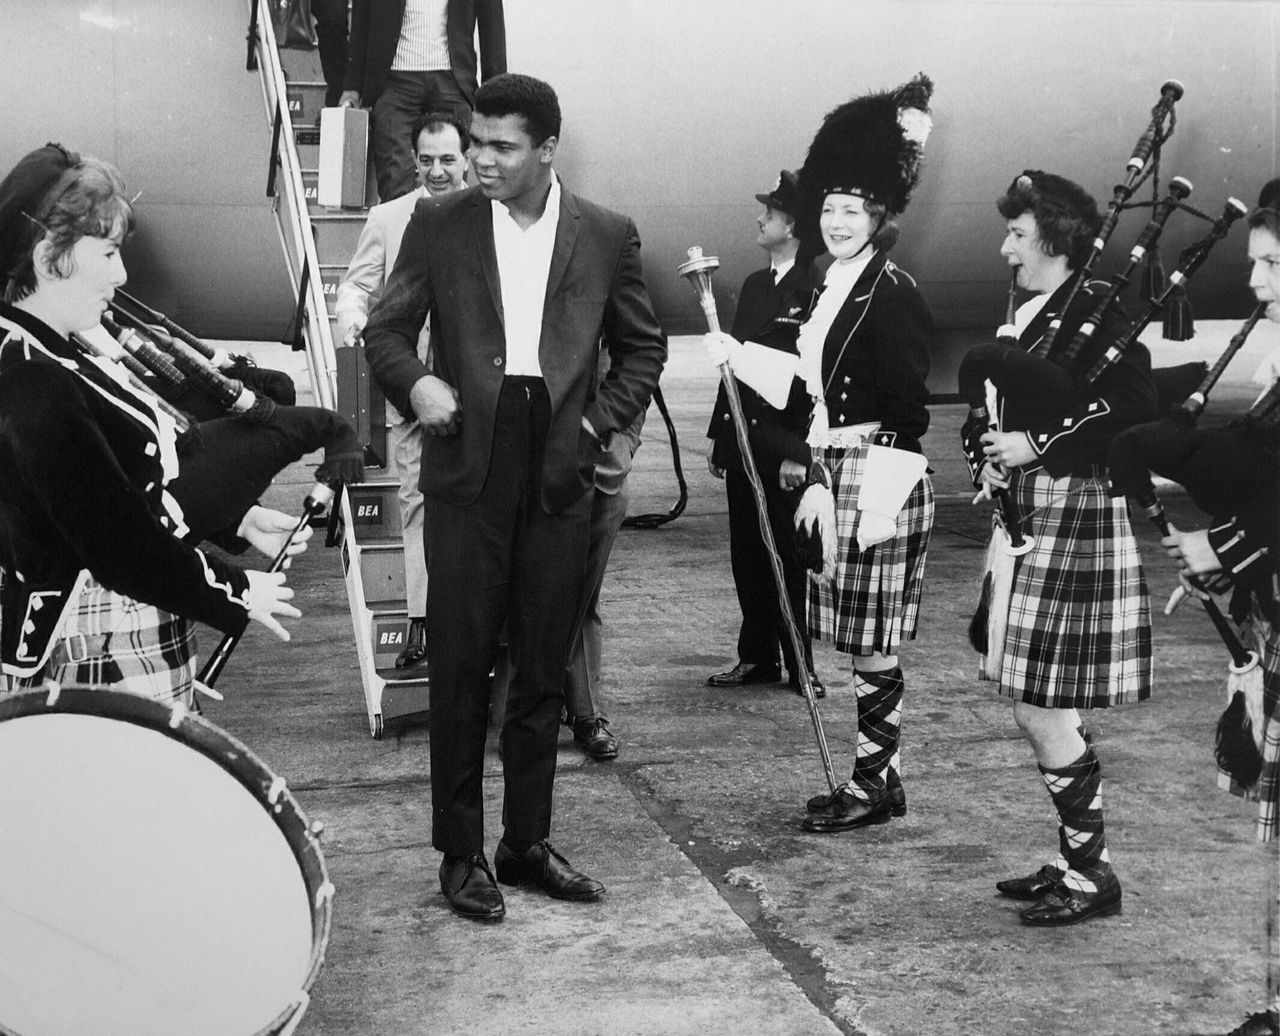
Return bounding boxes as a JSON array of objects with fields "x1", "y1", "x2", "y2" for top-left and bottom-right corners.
[
  {"x1": 706, "y1": 662, "x2": 782, "y2": 687},
  {"x1": 1018, "y1": 875, "x2": 1122, "y2": 927},
  {"x1": 439, "y1": 852, "x2": 505, "y2": 922},
  {"x1": 996, "y1": 864, "x2": 1063, "y2": 901},
  {"x1": 801, "y1": 785, "x2": 895, "y2": 832},
  {"x1": 494, "y1": 839, "x2": 605, "y2": 901},
  {"x1": 807, "y1": 769, "x2": 905, "y2": 817},
  {"x1": 572, "y1": 717, "x2": 619, "y2": 760},
  {"x1": 1222, "y1": 1010, "x2": 1280, "y2": 1036}
]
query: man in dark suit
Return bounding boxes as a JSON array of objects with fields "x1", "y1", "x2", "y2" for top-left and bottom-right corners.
[
  {"x1": 340, "y1": 0, "x2": 506, "y2": 201},
  {"x1": 363, "y1": 73, "x2": 666, "y2": 923},
  {"x1": 706, "y1": 171, "x2": 825, "y2": 695}
]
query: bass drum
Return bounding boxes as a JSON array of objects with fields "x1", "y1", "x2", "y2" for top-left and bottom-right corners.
[{"x1": 0, "y1": 684, "x2": 332, "y2": 1036}]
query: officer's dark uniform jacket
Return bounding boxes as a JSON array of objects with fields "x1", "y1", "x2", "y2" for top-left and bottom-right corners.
[
  {"x1": 959, "y1": 277, "x2": 1159, "y2": 482},
  {"x1": 0, "y1": 303, "x2": 250, "y2": 677},
  {"x1": 706, "y1": 260, "x2": 822, "y2": 483}
]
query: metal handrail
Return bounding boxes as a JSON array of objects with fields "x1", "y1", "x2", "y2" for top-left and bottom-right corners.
[{"x1": 245, "y1": 0, "x2": 338, "y2": 411}]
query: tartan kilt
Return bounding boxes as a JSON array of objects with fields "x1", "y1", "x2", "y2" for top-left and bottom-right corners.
[
  {"x1": 1219, "y1": 618, "x2": 1280, "y2": 842},
  {"x1": 2, "y1": 578, "x2": 196, "y2": 704},
  {"x1": 808, "y1": 443, "x2": 934, "y2": 655},
  {"x1": 998, "y1": 467, "x2": 1152, "y2": 709}
]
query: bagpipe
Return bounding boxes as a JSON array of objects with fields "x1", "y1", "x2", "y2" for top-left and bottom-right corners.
[
  {"x1": 1108, "y1": 303, "x2": 1278, "y2": 789},
  {"x1": 74, "y1": 296, "x2": 364, "y2": 695},
  {"x1": 79, "y1": 300, "x2": 364, "y2": 545}
]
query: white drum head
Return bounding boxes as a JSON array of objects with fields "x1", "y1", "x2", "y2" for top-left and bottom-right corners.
[{"x1": 0, "y1": 695, "x2": 323, "y2": 1036}]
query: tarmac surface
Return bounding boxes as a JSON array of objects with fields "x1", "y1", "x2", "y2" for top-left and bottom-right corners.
[{"x1": 210, "y1": 329, "x2": 1278, "y2": 1036}]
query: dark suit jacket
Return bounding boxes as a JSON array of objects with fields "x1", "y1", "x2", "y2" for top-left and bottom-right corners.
[
  {"x1": 706, "y1": 262, "x2": 821, "y2": 480},
  {"x1": 363, "y1": 182, "x2": 667, "y2": 514},
  {"x1": 346, "y1": 0, "x2": 507, "y2": 106}
]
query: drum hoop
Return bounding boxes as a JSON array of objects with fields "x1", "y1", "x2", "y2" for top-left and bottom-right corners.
[{"x1": 0, "y1": 684, "x2": 332, "y2": 1036}]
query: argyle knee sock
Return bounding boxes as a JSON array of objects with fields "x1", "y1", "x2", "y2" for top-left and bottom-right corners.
[
  {"x1": 849, "y1": 666, "x2": 903, "y2": 801},
  {"x1": 1039, "y1": 745, "x2": 1114, "y2": 893}
]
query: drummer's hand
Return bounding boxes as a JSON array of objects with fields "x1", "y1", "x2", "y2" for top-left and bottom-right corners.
[
  {"x1": 981, "y1": 429, "x2": 1036, "y2": 469},
  {"x1": 409, "y1": 374, "x2": 461, "y2": 435},
  {"x1": 706, "y1": 440, "x2": 724, "y2": 479},
  {"x1": 1160, "y1": 525, "x2": 1222, "y2": 577},
  {"x1": 704, "y1": 331, "x2": 742, "y2": 369},
  {"x1": 245, "y1": 570, "x2": 301, "y2": 642},
  {"x1": 779, "y1": 458, "x2": 807, "y2": 491},
  {"x1": 237, "y1": 505, "x2": 312, "y2": 568}
]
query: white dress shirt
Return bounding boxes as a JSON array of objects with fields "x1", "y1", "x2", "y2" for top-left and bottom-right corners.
[{"x1": 491, "y1": 172, "x2": 562, "y2": 377}]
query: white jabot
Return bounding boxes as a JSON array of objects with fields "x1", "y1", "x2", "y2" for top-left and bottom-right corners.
[
  {"x1": 392, "y1": 0, "x2": 449, "y2": 71},
  {"x1": 492, "y1": 172, "x2": 562, "y2": 377},
  {"x1": 796, "y1": 251, "x2": 874, "y2": 405},
  {"x1": 1012, "y1": 291, "x2": 1053, "y2": 337}
]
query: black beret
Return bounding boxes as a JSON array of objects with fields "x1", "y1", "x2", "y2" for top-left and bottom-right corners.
[
  {"x1": 1008, "y1": 170, "x2": 1101, "y2": 226},
  {"x1": 0, "y1": 142, "x2": 80, "y2": 277}
]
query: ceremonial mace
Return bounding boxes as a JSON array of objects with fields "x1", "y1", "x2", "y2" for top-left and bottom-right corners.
[{"x1": 678, "y1": 246, "x2": 838, "y2": 793}]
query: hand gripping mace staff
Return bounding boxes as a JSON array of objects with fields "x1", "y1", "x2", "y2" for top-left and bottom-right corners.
[
  {"x1": 193, "y1": 480, "x2": 336, "y2": 700},
  {"x1": 678, "y1": 246, "x2": 839, "y2": 794}
]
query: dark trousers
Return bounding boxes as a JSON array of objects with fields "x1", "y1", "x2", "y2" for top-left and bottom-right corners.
[
  {"x1": 726, "y1": 470, "x2": 811, "y2": 675},
  {"x1": 424, "y1": 378, "x2": 591, "y2": 857},
  {"x1": 564, "y1": 482, "x2": 630, "y2": 723},
  {"x1": 372, "y1": 70, "x2": 471, "y2": 201},
  {"x1": 310, "y1": 0, "x2": 349, "y2": 107}
]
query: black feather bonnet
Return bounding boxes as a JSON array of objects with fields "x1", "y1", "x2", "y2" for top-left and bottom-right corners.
[{"x1": 795, "y1": 73, "x2": 934, "y2": 250}]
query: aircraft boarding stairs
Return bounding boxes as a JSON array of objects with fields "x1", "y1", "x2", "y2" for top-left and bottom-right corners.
[{"x1": 257, "y1": 24, "x2": 428, "y2": 740}]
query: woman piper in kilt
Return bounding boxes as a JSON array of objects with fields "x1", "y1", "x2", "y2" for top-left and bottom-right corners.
[
  {"x1": 705, "y1": 73, "x2": 938, "y2": 832},
  {"x1": 0, "y1": 144, "x2": 304, "y2": 704},
  {"x1": 959, "y1": 171, "x2": 1158, "y2": 927},
  {"x1": 1153, "y1": 180, "x2": 1280, "y2": 1036}
]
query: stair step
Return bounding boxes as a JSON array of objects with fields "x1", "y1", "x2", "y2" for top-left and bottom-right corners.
[{"x1": 309, "y1": 215, "x2": 367, "y2": 263}]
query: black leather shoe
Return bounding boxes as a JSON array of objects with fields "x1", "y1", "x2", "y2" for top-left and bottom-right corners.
[
  {"x1": 789, "y1": 670, "x2": 826, "y2": 698},
  {"x1": 1224, "y1": 1010, "x2": 1280, "y2": 1036},
  {"x1": 439, "y1": 852, "x2": 505, "y2": 922},
  {"x1": 395, "y1": 618, "x2": 427, "y2": 670},
  {"x1": 996, "y1": 864, "x2": 1063, "y2": 901},
  {"x1": 1018, "y1": 875, "x2": 1122, "y2": 927},
  {"x1": 572, "y1": 717, "x2": 619, "y2": 760},
  {"x1": 707, "y1": 662, "x2": 782, "y2": 687},
  {"x1": 807, "y1": 769, "x2": 906, "y2": 816},
  {"x1": 801, "y1": 786, "x2": 895, "y2": 832},
  {"x1": 494, "y1": 839, "x2": 605, "y2": 901}
]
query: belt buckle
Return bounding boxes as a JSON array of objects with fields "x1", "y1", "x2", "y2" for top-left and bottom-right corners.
[{"x1": 62, "y1": 632, "x2": 89, "y2": 664}]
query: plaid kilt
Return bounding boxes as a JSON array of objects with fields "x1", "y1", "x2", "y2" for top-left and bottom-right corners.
[
  {"x1": 1219, "y1": 618, "x2": 1280, "y2": 842},
  {"x1": 998, "y1": 467, "x2": 1152, "y2": 709},
  {"x1": 2, "y1": 577, "x2": 196, "y2": 704},
  {"x1": 808, "y1": 443, "x2": 934, "y2": 655}
]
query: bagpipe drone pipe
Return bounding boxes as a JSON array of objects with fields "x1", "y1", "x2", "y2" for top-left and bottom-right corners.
[
  {"x1": 113, "y1": 289, "x2": 297, "y2": 419},
  {"x1": 80, "y1": 301, "x2": 364, "y2": 547},
  {"x1": 1107, "y1": 303, "x2": 1279, "y2": 789},
  {"x1": 1031, "y1": 79, "x2": 1184, "y2": 362}
]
